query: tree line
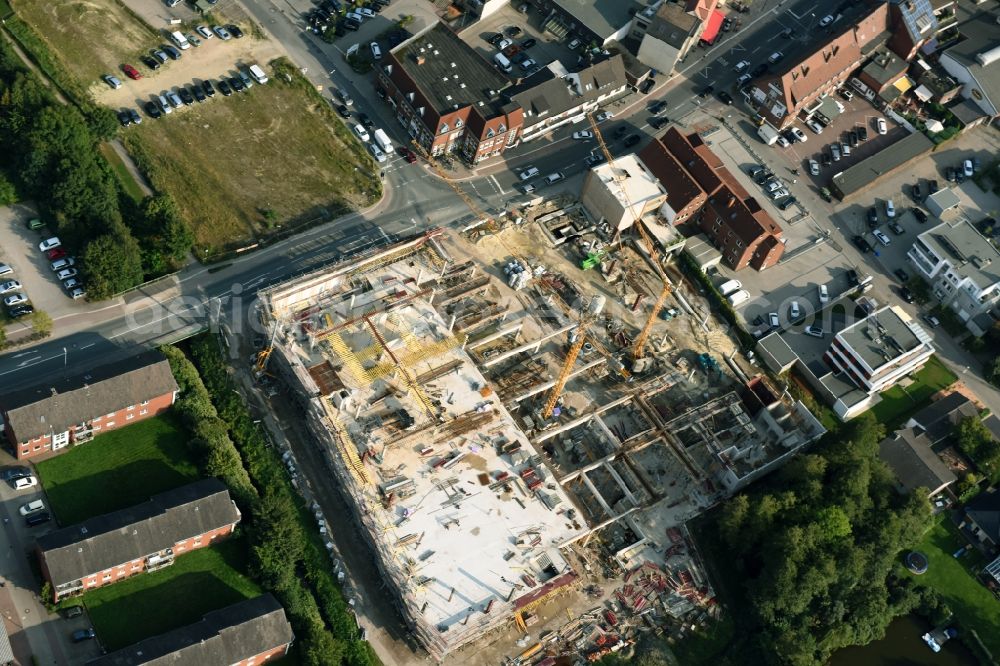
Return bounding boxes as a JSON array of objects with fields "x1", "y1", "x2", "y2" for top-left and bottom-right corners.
[{"x1": 0, "y1": 40, "x2": 192, "y2": 299}]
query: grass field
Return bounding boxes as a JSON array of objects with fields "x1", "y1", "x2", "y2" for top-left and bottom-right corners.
[
  {"x1": 81, "y1": 538, "x2": 262, "y2": 650},
  {"x1": 870, "y1": 355, "x2": 958, "y2": 430},
  {"x1": 98, "y1": 142, "x2": 145, "y2": 203},
  {"x1": 907, "y1": 515, "x2": 1000, "y2": 656},
  {"x1": 36, "y1": 414, "x2": 200, "y2": 524},
  {"x1": 12, "y1": 0, "x2": 157, "y2": 91},
  {"x1": 122, "y1": 60, "x2": 380, "y2": 254}
]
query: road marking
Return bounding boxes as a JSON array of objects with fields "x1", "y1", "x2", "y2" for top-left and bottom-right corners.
[
  {"x1": 9, "y1": 351, "x2": 37, "y2": 358},
  {"x1": 488, "y1": 175, "x2": 505, "y2": 195},
  {"x1": 81, "y1": 343, "x2": 95, "y2": 350}
]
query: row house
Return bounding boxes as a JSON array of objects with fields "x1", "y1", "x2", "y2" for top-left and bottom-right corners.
[
  {"x1": 638, "y1": 127, "x2": 785, "y2": 270},
  {"x1": 87, "y1": 595, "x2": 293, "y2": 666},
  {"x1": 0, "y1": 351, "x2": 178, "y2": 460},
  {"x1": 38, "y1": 479, "x2": 241, "y2": 602}
]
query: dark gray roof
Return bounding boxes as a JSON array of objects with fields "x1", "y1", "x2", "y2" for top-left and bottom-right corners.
[
  {"x1": 965, "y1": 490, "x2": 1000, "y2": 544},
  {"x1": 646, "y1": 2, "x2": 698, "y2": 50},
  {"x1": 38, "y1": 479, "x2": 240, "y2": 587},
  {"x1": 831, "y1": 132, "x2": 935, "y2": 198},
  {"x1": 392, "y1": 22, "x2": 510, "y2": 115},
  {"x1": 0, "y1": 350, "x2": 178, "y2": 442},
  {"x1": 507, "y1": 55, "x2": 627, "y2": 127},
  {"x1": 940, "y1": 9, "x2": 1000, "y2": 108},
  {"x1": 879, "y1": 428, "x2": 956, "y2": 495},
  {"x1": 861, "y1": 49, "x2": 907, "y2": 87},
  {"x1": 983, "y1": 414, "x2": 1000, "y2": 442},
  {"x1": 86, "y1": 594, "x2": 294, "y2": 666},
  {"x1": 907, "y1": 391, "x2": 980, "y2": 444},
  {"x1": 551, "y1": 0, "x2": 640, "y2": 41}
]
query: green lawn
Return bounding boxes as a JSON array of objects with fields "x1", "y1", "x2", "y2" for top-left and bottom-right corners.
[
  {"x1": 907, "y1": 515, "x2": 1000, "y2": 656},
  {"x1": 869, "y1": 355, "x2": 958, "y2": 430},
  {"x1": 36, "y1": 414, "x2": 200, "y2": 524},
  {"x1": 80, "y1": 538, "x2": 261, "y2": 651}
]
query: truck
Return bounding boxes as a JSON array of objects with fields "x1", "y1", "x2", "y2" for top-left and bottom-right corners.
[
  {"x1": 757, "y1": 123, "x2": 780, "y2": 145},
  {"x1": 373, "y1": 128, "x2": 393, "y2": 154}
]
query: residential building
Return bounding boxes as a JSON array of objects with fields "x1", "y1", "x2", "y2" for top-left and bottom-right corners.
[
  {"x1": 938, "y1": 8, "x2": 1000, "y2": 119},
  {"x1": 907, "y1": 219, "x2": 1000, "y2": 335},
  {"x1": 376, "y1": 22, "x2": 524, "y2": 164},
  {"x1": 37, "y1": 479, "x2": 241, "y2": 602},
  {"x1": 0, "y1": 351, "x2": 178, "y2": 460},
  {"x1": 634, "y1": 0, "x2": 720, "y2": 75},
  {"x1": 904, "y1": 391, "x2": 980, "y2": 445},
  {"x1": 744, "y1": 3, "x2": 890, "y2": 129},
  {"x1": 639, "y1": 128, "x2": 785, "y2": 270},
  {"x1": 830, "y1": 132, "x2": 935, "y2": 199},
  {"x1": 886, "y1": 0, "x2": 939, "y2": 61},
  {"x1": 824, "y1": 306, "x2": 935, "y2": 396},
  {"x1": 87, "y1": 595, "x2": 294, "y2": 666},
  {"x1": 856, "y1": 48, "x2": 910, "y2": 102},
  {"x1": 758, "y1": 306, "x2": 936, "y2": 420},
  {"x1": 580, "y1": 154, "x2": 667, "y2": 230},
  {"x1": 925, "y1": 187, "x2": 962, "y2": 217},
  {"x1": 878, "y1": 427, "x2": 956, "y2": 497},
  {"x1": 962, "y1": 489, "x2": 1000, "y2": 551},
  {"x1": 505, "y1": 56, "x2": 629, "y2": 142}
]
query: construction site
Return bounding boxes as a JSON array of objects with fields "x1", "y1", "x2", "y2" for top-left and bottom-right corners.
[{"x1": 254, "y1": 194, "x2": 826, "y2": 661}]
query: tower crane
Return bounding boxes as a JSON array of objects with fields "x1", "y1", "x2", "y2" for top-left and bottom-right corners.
[{"x1": 585, "y1": 113, "x2": 672, "y2": 360}]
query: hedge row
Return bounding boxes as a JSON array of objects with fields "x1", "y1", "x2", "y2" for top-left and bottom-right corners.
[{"x1": 180, "y1": 337, "x2": 380, "y2": 666}]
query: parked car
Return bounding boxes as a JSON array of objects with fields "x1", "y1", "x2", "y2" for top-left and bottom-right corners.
[
  {"x1": 103, "y1": 74, "x2": 122, "y2": 89},
  {"x1": 963, "y1": 159, "x2": 974, "y2": 178},
  {"x1": 894, "y1": 268, "x2": 909, "y2": 282},
  {"x1": 649, "y1": 116, "x2": 669, "y2": 130},
  {"x1": 846, "y1": 269, "x2": 860, "y2": 287},
  {"x1": 650, "y1": 100, "x2": 668, "y2": 115},
  {"x1": 19, "y1": 499, "x2": 45, "y2": 516},
  {"x1": 872, "y1": 229, "x2": 891, "y2": 246},
  {"x1": 831, "y1": 143, "x2": 841, "y2": 161},
  {"x1": 151, "y1": 49, "x2": 168, "y2": 64},
  {"x1": 140, "y1": 55, "x2": 160, "y2": 70},
  {"x1": 46, "y1": 247, "x2": 67, "y2": 260},
  {"x1": 888, "y1": 221, "x2": 905, "y2": 235},
  {"x1": 51, "y1": 257, "x2": 75, "y2": 271},
  {"x1": 853, "y1": 235, "x2": 872, "y2": 253},
  {"x1": 807, "y1": 119, "x2": 824, "y2": 134},
  {"x1": 202, "y1": 80, "x2": 217, "y2": 97},
  {"x1": 818, "y1": 284, "x2": 829, "y2": 303},
  {"x1": 71, "y1": 629, "x2": 96, "y2": 643},
  {"x1": 769, "y1": 188, "x2": 789, "y2": 200},
  {"x1": 717, "y1": 90, "x2": 733, "y2": 105},
  {"x1": 162, "y1": 45, "x2": 182, "y2": 61},
  {"x1": 370, "y1": 42, "x2": 382, "y2": 59},
  {"x1": 789, "y1": 127, "x2": 807, "y2": 143},
  {"x1": 808, "y1": 159, "x2": 820, "y2": 176},
  {"x1": 840, "y1": 88, "x2": 854, "y2": 101},
  {"x1": 768, "y1": 312, "x2": 780, "y2": 328},
  {"x1": 7, "y1": 304, "x2": 33, "y2": 318},
  {"x1": 191, "y1": 85, "x2": 206, "y2": 103},
  {"x1": 177, "y1": 87, "x2": 194, "y2": 105},
  {"x1": 196, "y1": 24, "x2": 214, "y2": 40},
  {"x1": 867, "y1": 207, "x2": 879, "y2": 227},
  {"x1": 595, "y1": 111, "x2": 613, "y2": 122},
  {"x1": 212, "y1": 25, "x2": 232, "y2": 40},
  {"x1": 227, "y1": 24, "x2": 245, "y2": 38},
  {"x1": 640, "y1": 78, "x2": 656, "y2": 94},
  {"x1": 64, "y1": 606, "x2": 84, "y2": 619},
  {"x1": 25, "y1": 512, "x2": 50, "y2": 527},
  {"x1": 544, "y1": 172, "x2": 565, "y2": 185},
  {"x1": 899, "y1": 286, "x2": 915, "y2": 303},
  {"x1": 789, "y1": 301, "x2": 801, "y2": 320},
  {"x1": 229, "y1": 76, "x2": 245, "y2": 93},
  {"x1": 804, "y1": 325, "x2": 824, "y2": 338},
  {"x1": 777, "y1": 196, "x2": 797, "y2": 210},
  {"x1": 144, "y1": 101, "x2": 162, "y2": 118},
  {"x1": 353, "y1": 124, "x2": 370, "y2": 142},
  {"x1": 818, "y1": 14, "x2": 834, "y2": 26},
  {"x1": 521, "y1": 38, "x2": 536, "y2": 49},
  {"x1": 623, "y1": 134, "x2": 641, "y2": 147},
  {"x1": 11, "y1": 475, "x2": 37, "y2": 490},
  {"x1": 886, "y1": 199, "x2": 895, "y2": 218},
  {"x1": 69, "y1": 287, "x2": 87, "y2": 300},
  {"x1": 572, "y1": 131, "x2": 593, "y2": 140},
  {"x1": 876, "y1": 117, "x2": 887, "y2": 134},
  {"x1": 122, "y1": 64, "x2": 142, "y2": 80},
  {"x1": 56, "y1": 268, "x2": 78, "y2": 281},
  {"x1": 912, "y1": 207, "x2": 928, "y2": 223},
  {"x1": 39, "y1": 237, "x2": 61, "y2": 252},
  {"x1": 923, "y1": 314, "x2": 940, "y2": 328},
  {"x1": 0, "y1": 280, "x2": 22, "y2": 295}
]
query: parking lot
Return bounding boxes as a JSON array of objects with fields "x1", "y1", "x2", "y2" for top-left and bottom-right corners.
[
  {"x1": 0, "y1": 205, "x2": 90, "y2": 325},
  {"x1": 462, "y1": 3, "x2": 583, "y2": 81}
]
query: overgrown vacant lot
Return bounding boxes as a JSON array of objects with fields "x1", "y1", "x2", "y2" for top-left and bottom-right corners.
[
  {"x1": 13, "y1": 0, "x2": 157, "y2": 89},
  {"x1": 123, "y1": 61, "x2": 380, "y2": 253}
]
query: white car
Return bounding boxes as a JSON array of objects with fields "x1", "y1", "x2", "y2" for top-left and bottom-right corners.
[
  {"x1": 544, "y1": 172, "x2": 565, "y2": 185},
  {"x1": 572, "y1": 131, "x2": 593, "y2": 140},
  {"x1": 876, "y1": 117, "x2": 887, "y2": 134},
  {"x1": 776, "y1": 135, "x2": 791, "y2": 148},
  {"x1": 807, "y1": 119, "x2": 824, "y2": 134},
  {"x1": 765, "y1": 180, "x2": 783, "y2": 192},
  {"x1": 595, "y1": 111, "x2": 613, "y2": 122},
  {"x1": 519, "y1": 183, "x2": 536, "y2": 194},
  {"x1": 4, "y1": 293, "x2": 27, "y2": 306},
  {"x1": 370, "y1": 42, "x2": 382, "y2": 60},
  {"x1": 19, "y1": 499, "x2": 45, "y2": 516},
  {"x1": 13, "y1": 476, "x2": 37, "y2": 491},
  {"x1": 808, "y1": 159, "x2": 820, "y2": 176},
  {"x1": 733, "y1": 60, "x2": 750, "y2": 73},
  {"x1": 70, "y1": 287, "x2": 87, "y2": 300},
  {"x1": 353, "y1": 124, "x2": 370, "y2": 142},
  {"x1": 51, "y1": 257, "x2": 75, "y2": 271},
  {"x1": 56, "y1": 268, "x2": 78, "y2": 280},
  {"x1": 103, "y1": 75, "x2": 122, "y2": 90},
  {"x1": 768, "y1": 51, "x2": 783, "y2": 64},
  {"x1": 804, "y1": 325, "x2": 824, "y2": 338},
  {"x1": 789, "y1": 127, "x2": 807, "y2": 142},
  {"x1": 789, "y1": 301, "x2": 801, "y2": 319},
  {"x1": 212, "y1": 25, "x2": 232, "y2": 40},
  {"x1": 358, "y1": 7, "x2": 375, "y2": 17},
  {"x1": 818, "y1": 284, "x2": 829, "y2": 303},
  {"x1": 0, "y1": 280, "x2": 22, "y2": 294},
  {"x1": 768, "y1": 312, "x2": 780, "y2": 328},
  {"x1": 737, "y1": 73, "x2": 752, "y2": 87},
  {"x1": 963, "y1": 159, "x2": 974, "y2": 177},
  {"x1": 345, "y1": 11, "x2": 364, "y2": 22},
  {"x1": 0, "y1": 264, "x2": 11, "y2": 277},
  {"x1": 497, "y1": 38, "x2": 512, "y2": 51},
  {"x1": 519, "y1": 166, "x2": 539, "y2": 181},
  {"x1": 39, "y1": 237, "x2": 61, "y2": 252},
  {"x1": 196, "y1": 25, "x2": 214, "y2": 40},
  {"x1": 886, "y1": 199, "x2": 895, "y2": 218},
  {"x1": 770, "y1": 188, "x2": 790, "y2": 199},
  {"x1": 873, "y1": 229, "x2": 891, "y2": 246},
  {"x1": 818, "y1": 14, "x2": 834, "y2": 26}
]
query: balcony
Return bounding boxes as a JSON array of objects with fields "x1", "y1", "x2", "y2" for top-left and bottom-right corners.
[
  {"x1": 145, "y1": 549, "x2": 175, "y2": 572},
  {"x1": 56, "y1": 580, "x2": 84, "y2": 598}
]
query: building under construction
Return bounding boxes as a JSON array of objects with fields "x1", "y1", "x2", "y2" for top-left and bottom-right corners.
[{"x1": 256, "y1": 228, "x2": 826, "y2": 662}]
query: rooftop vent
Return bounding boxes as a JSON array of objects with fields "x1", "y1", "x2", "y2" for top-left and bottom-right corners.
[
  {"x1": 445, "y1": 94, "x2": 452, "y2": 101},
  {"x1": 460, "y1": 83, "x2": 466, "y2": 88},
  {"x1": 977, "y1": 45, "x2": 1000, "y2": 67},
  {"x1": 415, "y1": 55, "x2": 425, "y2": 65},
  {"x1": 434, "y1": 50, "x2": 440, "y2": 56},
  {"x1": 451, "y1": 62, "x2": 457, "y2": 68}
]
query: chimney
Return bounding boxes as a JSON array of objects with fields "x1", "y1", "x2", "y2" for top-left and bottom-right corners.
[
  {"x1": 415, "y1": 55, "x2": 425, "y2": 65},
  {"x1": 728, "y1": 195, "x2": 736, "y2": 208}
]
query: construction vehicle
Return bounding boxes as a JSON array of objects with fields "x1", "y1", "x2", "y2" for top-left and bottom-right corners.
[
  {"x1": 585, "y1": 113, "x2": 673, "y2": 360},
  {"x1": 580, "y1": 248, "x2": 606, "y2": 270}
]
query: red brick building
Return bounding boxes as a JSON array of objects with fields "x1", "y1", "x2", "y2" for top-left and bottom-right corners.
[
  {"x1": 638, "y1": 128, "x2": 785, "y2": 270},
  {"x1": 37, "y1": 479, "x2": 241, "y2": 602},
  {"x1": 377, "y1": 22, "x2": 524, "y2": 164},
  {"x1": 86, "y1": 594, "x2": 293, "y2": 666},
  {"x1": 0, "y1": 351, "x2": 178, "y2": 460},
  {"x1": 745, "y1": 3, "x2": 890, "y2": 128}
]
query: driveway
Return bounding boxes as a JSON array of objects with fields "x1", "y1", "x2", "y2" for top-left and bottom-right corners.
[{"x1": 0, "y1": 205, "x2": 90, "y2": 328}]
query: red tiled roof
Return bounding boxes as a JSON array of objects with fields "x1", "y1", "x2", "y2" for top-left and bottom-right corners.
[
  {"x1": 637, "y1": 138, "x2": 705, "y2": 212},
  {"x1": 699, "y1": 9, "x2": 725, "y2": 44}
]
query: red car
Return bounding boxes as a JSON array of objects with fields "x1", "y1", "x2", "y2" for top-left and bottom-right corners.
[
  {"x1": 46, "y1": 248, "x2": 67, "y2": 261},
  {"x1": 121, "y1": 64, "x2": 142, "y2": 80}
]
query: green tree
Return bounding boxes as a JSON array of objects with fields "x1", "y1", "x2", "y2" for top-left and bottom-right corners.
[
  {"x1": 956, "y1": 416, "x2": 1000, "y2": 482},
  {"x1": 81, "y1": 231, "x2": 144, "y2": 299},
  {"x1": 0, "y1": 172, "x2": 17, "y2": 205},
  {"x1": 987, "y1": 356, "x2": 1000, "y2": 388},
  {"x1": 30, "y1": 310, "x2": 52, "y2": 336}
]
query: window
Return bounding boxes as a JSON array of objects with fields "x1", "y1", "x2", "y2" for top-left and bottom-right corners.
[
  {"x1": 141, "y1": 400, "x2": 149, "y2": 406},
  {"x1": 93, "y1": 415, "x2": 102, "y2": 421},
  {"x1": 106, "y1": 412, "x2": 115, "y2": 418},
  {"x1": 140, "y1": 409, "x2": 148, "y2": 416},
  {"x1": 127, "y1": 404, "x2": 135, "y2": 411},
  {"x1": 102, "y1": 574, "x2": 111, "y2": 581},
  {"x1": 106, "y1": 421, "x2": 115, "y2": 427},
  {"x1": 455, "y1": 118, "x2": 463, "y2": 128},
  {"x1": 497, "y1": 124, "x2": 506, "y2": 134},
  {"x1": 439, "y1": 123, "x2": 449, "y2": 134},
  {"x1": 126, "y1": 413, "x2": 135, "y2": 421}
]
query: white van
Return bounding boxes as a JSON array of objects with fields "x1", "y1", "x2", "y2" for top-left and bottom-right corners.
[
  {"x1": 727, "y1": 290, "x2": 750, "y2": 307},
  {"x1": 494, "y1": 53, "x2": 512, "y2": 73},
  {"x1": 169, "y1": 31, "x2": 191, "y2": 50},
  {"x1": 719, "y1": 279, "x2": 742, "y2": 296},
  {"x1": 373, "y1": 128, "x2": 393, "y2": 154},
  {"x1": 248, "y1": 64, "x2": 269, "y2": 84}
]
